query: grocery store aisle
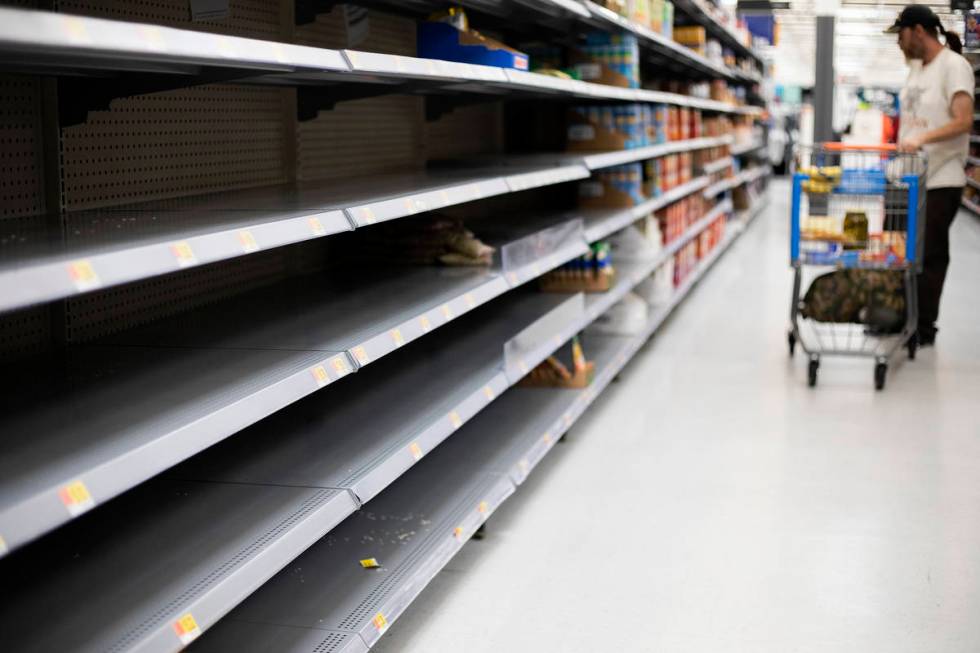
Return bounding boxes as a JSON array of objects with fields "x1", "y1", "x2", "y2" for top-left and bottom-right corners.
[{"x1": 374, "y1": 180, "x2": 980, "y2": 653}]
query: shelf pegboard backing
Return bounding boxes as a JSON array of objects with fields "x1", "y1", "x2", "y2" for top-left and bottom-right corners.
[
  {"x1": 61, "y1": 84, "x2": 290, "y2": 211},
  {"x1": 0, "y1": 72, "x2": 51, "y2": 361},
  {"x1": 296, "y1": 10, "x2": 424, "y2": 181},
  {"x1": 425, "y1": 102, "x2": 504, "y2": 160},
  {"x1": 64, "y1": 248, "x2": 289, "y2": 342},
  {"x1": 55, "y1": 0, "x2": 284, "y2": 39}
]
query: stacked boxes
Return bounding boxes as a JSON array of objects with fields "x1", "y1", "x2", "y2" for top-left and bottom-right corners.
[{"x1": 673, "y1": 26, "x2": 707, "y2": 55}]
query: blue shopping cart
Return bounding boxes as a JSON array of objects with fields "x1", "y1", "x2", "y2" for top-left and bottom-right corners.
[{"x1": 789, "y1": 143, "x2": 926, "y2": 390}]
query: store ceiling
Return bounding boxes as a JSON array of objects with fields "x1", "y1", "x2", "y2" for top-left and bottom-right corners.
[{"x1": 724, "y1": 0, "x2": 964, "y2": 88}]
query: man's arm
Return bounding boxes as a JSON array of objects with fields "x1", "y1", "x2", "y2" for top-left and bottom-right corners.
[{"x1": 899, "y1": 91, "x2": 973, "y2": 152}]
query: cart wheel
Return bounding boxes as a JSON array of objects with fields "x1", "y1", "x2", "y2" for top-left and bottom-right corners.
[
  {"x1": 807, "y1": 358, "x2": 819, "y2": 387},
  {"x1": 788, "y1": 332, "x2": 796, "y2": 357},
  {"x1": 874, "y1": 362, "x2": 887, "y2": 391},
  {"x1": 907, "y1": 333, "x2": 918, "y2": 360}
]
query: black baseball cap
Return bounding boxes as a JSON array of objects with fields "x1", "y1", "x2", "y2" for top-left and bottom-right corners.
[{"x1": 884, "y1": 5, "x2": 942, "y2": 33}]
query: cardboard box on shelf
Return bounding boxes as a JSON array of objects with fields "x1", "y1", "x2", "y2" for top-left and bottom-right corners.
[{"x1": 579, "y1": 164, "x2": 647, "y2": 209}]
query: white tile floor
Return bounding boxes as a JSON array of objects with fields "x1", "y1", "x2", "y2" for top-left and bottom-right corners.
[{"x1": 374, "y1": 180, "x2": 980, "y2": 653}]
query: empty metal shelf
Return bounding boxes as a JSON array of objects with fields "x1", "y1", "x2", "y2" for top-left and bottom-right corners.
[{"x1": 581, "y1": 175, "x2": 711, "y2": 243}]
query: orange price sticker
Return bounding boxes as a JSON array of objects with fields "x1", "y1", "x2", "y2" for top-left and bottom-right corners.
[
  {"x1": 58, "y1": 480, "x2": 95, "y2": 517},
  {"x1": 360, "y1": 207, "x2": 377, "y2": 225},
  {"x1": 390, "y1": 328, "x2": 405, "y2": 347},
  {"x1": 418, "y1": 315, "x2": 432, "y2": 332},
  {"x1": 170, "y1": 241, "x2": 197, "y2": 268},
  {"x1": 453, "y1": 526, "x2": 464, "y2": 541},
  {"x1": 308, "y1": 216, "x2": 327, "y2": 236},
  {"x1": 477, "y1": 501, "x2": 489, "y2": 514},
  {"x1": 372, "y1": 612, "x2": 389, "y2": 633},
  {"x1": 173, "y1": 613, "x2": 201, "y2": 646},
  {"x1": 440, "y1": 304, "x2": 454, "y2": 320},
  {"x1": 67, "y1": 259, "x2": 101, "y2": 292},
  {"x1": 360, "y1": 558, "x2": 380, "y2": 569},
  {"x1": 409, "y1": 442, "x2": 423, "y2": 461},
  {"x1": 0, "y1": 535, "x2": 7, "y2": 557},
  {"x1": 482, "y1": 385, "x2": 495, "y2": 401},
  {"x1": 310, "y1": 365, "x2": 329, "y2": 388},
  {"x1": 352, "y1": 346, "x2": 369, "y2": 366},
  {"x1": 543, "y1": 433, "x2": 552, "y2": 446},
  {"x1": 238, "y1": 229, "x2": 259, "y2": 253}
]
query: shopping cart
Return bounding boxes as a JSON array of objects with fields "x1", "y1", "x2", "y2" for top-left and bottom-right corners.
[{"x1": 789, "y1": 143, "x2": 926, "y2": 390}]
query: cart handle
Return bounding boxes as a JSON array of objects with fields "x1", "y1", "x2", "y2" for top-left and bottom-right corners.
[{"x1": 821, "y1": 142, "x2": 896, "y2": 152}]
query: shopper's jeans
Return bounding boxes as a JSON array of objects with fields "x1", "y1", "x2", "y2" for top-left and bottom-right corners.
[{"x1": 917, "y1": 187, "x2": 962, "y2": 338}]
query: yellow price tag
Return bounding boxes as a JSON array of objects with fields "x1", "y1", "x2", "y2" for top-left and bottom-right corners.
[
  {"x1": 173, "y1": 613, "x2": 201, "y2": 645},
  {"x1": 360, "y1": 207, "x2": 377, "y2": 225},
  {"x1": 67, "y1": 259, "x2": 100, "y2": 292},
  {"x1": 477, "y1": 501, "x2": 489, "y2": 514},
  {"x1": 238, "y1": 229, "x2": 259, "y2": 253},
  {"x1": 448, "y1": 411, "x2": 462, "y2": 429},
  {"x1": 308, "y1": 216, "x2": 327, "y2": 236},
  {"x1": 390, "y1": 328, "x2": 405, "y2": 347},
  {"x1": 360, "y1": 558, "x2": 380, "y2": 569},
  {"x1": 0, "y1": 535, "x2": 7, "y2": 557},
  {"x1": 332, "y1": 357, "x2": 352, "y2": 377},
  {"x1": 409, "y1": 442, "x2": 423, "y2": 461},
  {"x1": 170, "y1": 241, "x2": 196, "y2": 267},
  {"x1": 372, "y1": 612, "x2": 389, "y2": 632},
  {"x1": 419, "y1": 315, "x2": 432, "y2": 332},
  {"x1": 58, "y1": 480, "x2": 94, "y2": 517},
  {"x1": 543, "y1": 433, "x2": 552, "y2": 445},
  {"x1": 310, "y1": 365, "x2": 329, "y2": 388},
  {"x1": 482, "y1": 385, "x2": 495, "y2": 401},
  {"x1": 453, "y1": 526, "x2": 464, "y2": 540},
  {"x1": 352, "y1": 346, "x2": 369, "y2": 366},
  {"x1": 440, "y1": 304, "x2": 453, "y2": 320}
]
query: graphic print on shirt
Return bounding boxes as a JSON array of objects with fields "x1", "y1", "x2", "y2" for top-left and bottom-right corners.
[{"x1": 901, "y1": 86, "x2": 928, "y2": 131}]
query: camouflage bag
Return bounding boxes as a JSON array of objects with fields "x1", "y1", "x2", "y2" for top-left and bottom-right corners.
[{"x1": 800, "y1": 269, "x2": 906, "y2": 333}]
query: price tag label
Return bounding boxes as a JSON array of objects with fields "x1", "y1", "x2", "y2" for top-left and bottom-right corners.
[
  {"x1": 360, "y1": 558, "x2": 380, "y2": 569},
  {"x1": 58, "y1": 480, "x2": 95, "y2": 517},
  {"x1": 332, "y1": 357, "x2": 352, "y2": 377},
  {"x1": 448, "y1": 411, "x2": 462, "y2": 429},
  {"x1": 409, "y1": 442, "x2": 423, "y2": 461},
  {"x1": 477, "y1": 501, "x2": 489, "y2": 514},
  {"x1": 173, "y1": 613, "x2": 201, "y2": 646},
  {"x1": 482, "y1": 385, "x2": 495, "y2": 401},
  {"x1": 308, "y1": 216, "x2": 327, "y2": 235},
  {"x1": 352, "y1": 346, "x2": 369, "y2": 366},
  {"x1": 67, "y1": 259, "x2": 101, "y2": 292},
  {"x1": 170, "y1": 241, "x2": 197, "y2": 268},
  {"x1": 418, "y1": 315, "x2": 432, "y2": 332},
  {"x1": 238, "y1": 230, "x2": 259, "y2": 253},
  {"x1": 360, "y1": 207, "x2": 377, "y2": 225},
  {"x1": 553, "y1": 334, "x2": 562, "y2": 348},
  {"x1": 390, "y1": 328, "x2": 405, "y2": 347},
  {"x1": 440, "y1": 304, "x2": 453, "y2": 321},
  {"x1": 0, "y1": 536, "x2": 7, "y2": 557},
  {"x1": 372, "y1": 612, "x2": 389, "y2": 634},
  {"x1": 463, "y1": 293, "x2": 476, "y2": 309},
  {"x1": 518, "y1": 359, "x2": 529, "y2": 375},
  {"x1": 137, "y1": 26, "x2": 165, "y2": 52},
  {"x1": 453, "y1": 526, "x2": 465, "y2": 541},
  {"x1": 63, "y1": 16, "x2": 91, "y2": 44},
  {"x1": 543, "y1": 433, "x2": 552, "y2": 445},
  {"x1": 506, "y1": 272, "x2": 519, "y2": 285},
  {"x1": 310, "y1": 365, "x2": 329, "y2": 388}
]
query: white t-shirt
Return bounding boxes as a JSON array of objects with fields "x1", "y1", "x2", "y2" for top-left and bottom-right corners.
[{"x1": 899, "y1": 47, "x2": 974, "y2": 189}]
